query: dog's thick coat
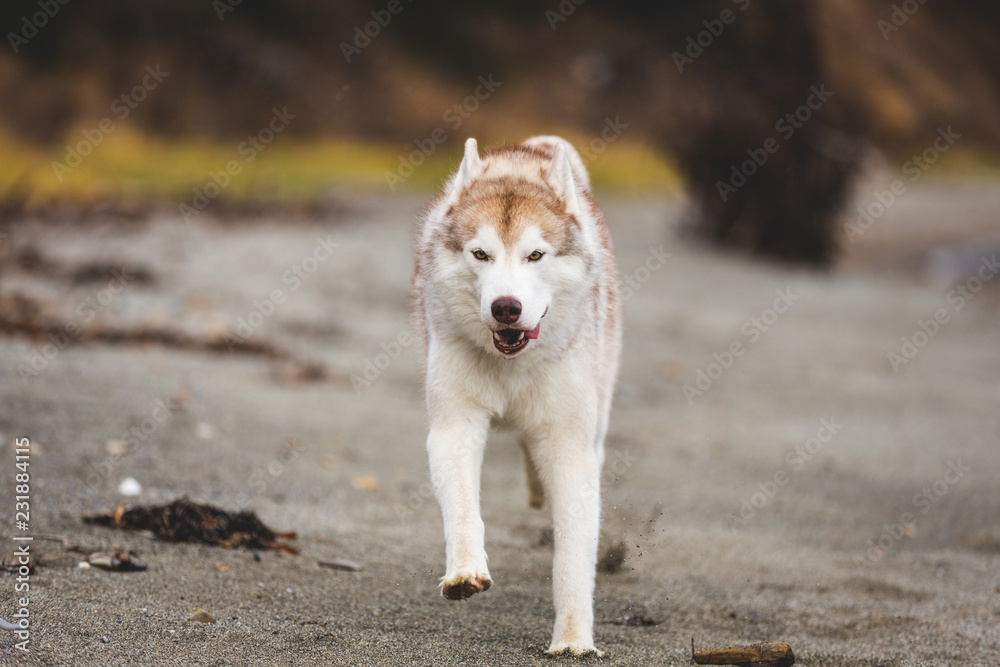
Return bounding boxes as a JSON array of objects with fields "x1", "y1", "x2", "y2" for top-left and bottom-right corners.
[{"x1": 412, "y1": 136, "x2": 622, "y2": 654}]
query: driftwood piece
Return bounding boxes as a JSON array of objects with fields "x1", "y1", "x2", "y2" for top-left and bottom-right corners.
[{"x1": 692, "y1": 639, "x2": 795, "y2": 666}]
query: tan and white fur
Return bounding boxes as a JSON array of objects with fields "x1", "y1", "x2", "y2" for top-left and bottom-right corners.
[{"x1": 412, "y1": 136, "x2": 622, "y2": 655}]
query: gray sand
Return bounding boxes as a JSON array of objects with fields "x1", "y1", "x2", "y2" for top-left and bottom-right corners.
[{"x1": 0, "y1": 180, "x2": 998, "y2": 666}]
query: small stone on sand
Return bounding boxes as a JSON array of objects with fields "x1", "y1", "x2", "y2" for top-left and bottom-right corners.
[
  {"x1": 188, "y1": 609, "x2": 215, "y2": 623},
  {"x1": 118, "y1": 477, "x2": 142, "y2": 496}
]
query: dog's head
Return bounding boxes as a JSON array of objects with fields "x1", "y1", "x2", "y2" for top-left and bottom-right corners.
[{"x1": 432, "y1": 138, "x2": 597, "y2": 358}]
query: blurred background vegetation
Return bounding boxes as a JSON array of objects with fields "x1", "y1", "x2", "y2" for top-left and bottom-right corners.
[{"x1": 1, "y1": 0, "x2": 998, "y2": 261}]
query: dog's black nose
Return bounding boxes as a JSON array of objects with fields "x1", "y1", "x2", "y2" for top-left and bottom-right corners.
[{"x1": 491, "y1": 297, "x2": 521, "y2": 324}]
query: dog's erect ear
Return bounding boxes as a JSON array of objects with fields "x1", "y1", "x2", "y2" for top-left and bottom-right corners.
[
  {"x1": 547, "y1": 143, "x2": 582, "y2": 217},
  {"x1": 446, "y1": 138, "x2": 483, "y2": 206}
]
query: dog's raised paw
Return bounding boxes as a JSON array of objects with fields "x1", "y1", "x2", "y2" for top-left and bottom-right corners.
[{"x1": 441, "y1": 570, "x2": 492, "y2": 600}]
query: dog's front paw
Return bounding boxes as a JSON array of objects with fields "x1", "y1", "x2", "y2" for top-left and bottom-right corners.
[
  {"x1": 441, "y1": 569, "x2": 492, "y2": 600},
  {"x1": 547, "y1": 641, "x2": 604, "y2": 657}
]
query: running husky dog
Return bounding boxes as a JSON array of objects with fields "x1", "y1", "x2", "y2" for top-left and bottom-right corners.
[{"x1": 412, "y1": 136, "x2": 622, "y2": 655}]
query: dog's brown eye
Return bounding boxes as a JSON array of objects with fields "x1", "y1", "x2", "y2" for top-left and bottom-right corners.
[
  {"x1": 472, "y1": 249, "x2": 489, "y2": 261},
  {"x1": 528, "y1": 250, "x2": 544, "y2": 262}
]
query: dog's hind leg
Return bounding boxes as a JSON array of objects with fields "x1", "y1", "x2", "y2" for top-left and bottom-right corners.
[
  {"x1": 427, "y1": 408, "x2": 494, "y2": 601},
  {"x1": 519, "y1": 438, "x2": 545, "y2": 510}
]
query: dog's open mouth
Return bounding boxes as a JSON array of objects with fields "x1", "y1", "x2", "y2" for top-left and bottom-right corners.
[{"x1": 492, "y1": 323, "x2": 540, "y2": 356}]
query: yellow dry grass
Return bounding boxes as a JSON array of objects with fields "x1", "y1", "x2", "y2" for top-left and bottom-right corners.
[
  {"x1": 0, "y1": 126, "x2": 684, "y2": 206},
  {"x1": 1, "y1": 126, "x2": 994, "y2": 207}
]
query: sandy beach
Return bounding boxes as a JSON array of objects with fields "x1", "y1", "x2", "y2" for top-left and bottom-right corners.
[{"x1": 0, "y1": 180, "x2": 998, "y2": 666}]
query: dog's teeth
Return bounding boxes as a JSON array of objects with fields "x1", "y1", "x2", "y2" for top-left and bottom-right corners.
[
  {"x1": 493, "y1": 332, "x2": 501, "y2": 341},
  {"x1": 517, "y1": 332, "x2": 524, "y2": 341}
]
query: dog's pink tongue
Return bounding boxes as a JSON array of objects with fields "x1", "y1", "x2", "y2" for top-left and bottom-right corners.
[{"x1": 526, "y1": 323, "x2": 540, "y2": 340}]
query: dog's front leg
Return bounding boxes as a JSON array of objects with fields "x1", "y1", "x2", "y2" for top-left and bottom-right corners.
[
  {"x1": 541, "y1": 427, "x2": 602, "y2": 655},
  {"x1": 427, "y1": 410, "x2": 493, "y2": 601}
]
